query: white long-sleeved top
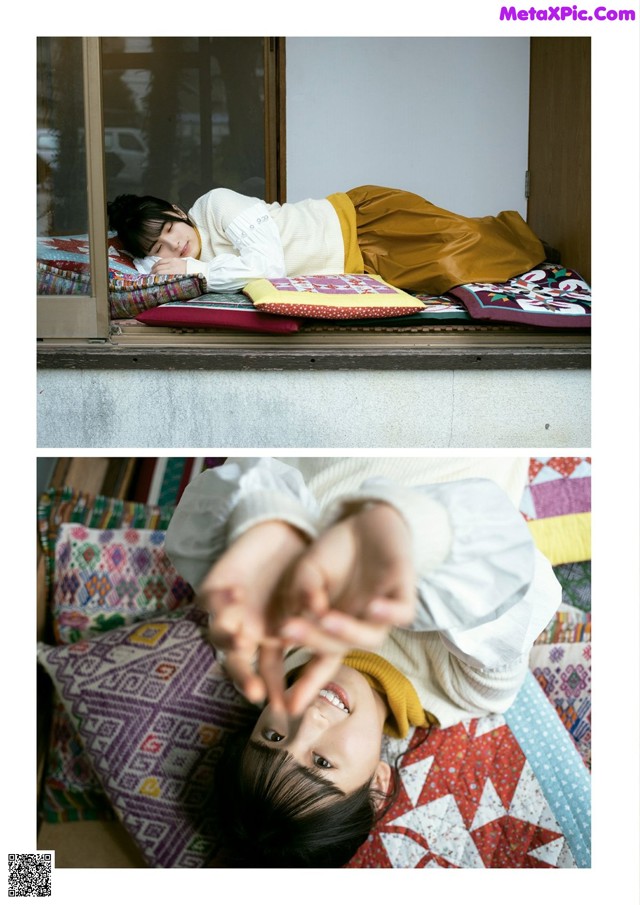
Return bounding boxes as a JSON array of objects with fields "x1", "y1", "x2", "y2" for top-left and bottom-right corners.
[
  {"x1": 135, "y1": 188, "x2": 345, "y2": 292},
  {"x1": 164, "y1": 457, "x2": 561, "y2": 727}
]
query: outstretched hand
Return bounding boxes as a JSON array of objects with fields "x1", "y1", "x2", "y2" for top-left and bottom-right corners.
[
  {"x1": 199, "y1": 504, "x2": 416, "y2": 719},
  {"x1": 275, "y1": 502, "x2": 417, "y2": 715},
  {"x1": 197, "y1": 520, "x2": 308, "y2": 711}
]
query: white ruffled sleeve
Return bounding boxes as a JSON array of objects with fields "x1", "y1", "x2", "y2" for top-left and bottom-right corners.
[
  {"x1": 164, "y1": 458, "x2": 320, "y2": 590},
  {"x1": 330, "y1": 477, "x2": 560, "y2": 670},
  {"x1": 186, "y1": 197, "x2": 286, "y2": 292}
]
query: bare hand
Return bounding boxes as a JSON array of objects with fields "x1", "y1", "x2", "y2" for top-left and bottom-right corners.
[
  {"x1": 198, "y1": 520, "x2": 308, "y2": 709},
  {"x1": 276, "y1": 503, "x2": 417, "y2": 714},
  {"x1": 151, "y1": 257, "x2": 188, "y2": 276}
]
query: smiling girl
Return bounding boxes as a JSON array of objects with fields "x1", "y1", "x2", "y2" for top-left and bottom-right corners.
[
  {"x1": 164, "y1": 457, "x2": 560, "y2": 867},
  {"x1": 107, "y1": 186, "x2": 546, "y2": 295}
]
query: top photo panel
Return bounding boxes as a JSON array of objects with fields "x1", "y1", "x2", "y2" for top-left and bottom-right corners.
[{"x1": 37, "y1": 36, "x2": 590, "y2": 448}]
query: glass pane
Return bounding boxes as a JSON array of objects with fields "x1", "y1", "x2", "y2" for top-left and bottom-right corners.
[
  {"x1": 37, "y1": 38, "x2": 89, "y2": 238},
  {"x1": 101, "y1": 37, "x2": 266, "y2": 212}
]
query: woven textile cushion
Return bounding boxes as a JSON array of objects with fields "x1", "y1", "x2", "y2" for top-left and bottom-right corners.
[
  {"x1": 135, "y1": 293, "x2": 302, "y2": 334},
  {"x1": 37, "y1": 234, "x2": 207, "y2": 319},
  {"x1": 51, "y1": 524, "x2": 194, "y2": 644},
  {"x1": 37, "y1": 608, "x2": 255, "y2": 867},
  {"x1": 243, "y1": 273, "x2": 427, "y2": 319},
  {"x1": 38, "y1": 486, "x2": 194, "y2": 823},
  {"x1": 37, "y1": 609, "x2": 590, "y2": 868},
  {"x1": 449, "y1": 264, "x2": 591, "y2": 328}
]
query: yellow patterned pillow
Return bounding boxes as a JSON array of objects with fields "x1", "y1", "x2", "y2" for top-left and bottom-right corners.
[{"x1": 243, "y1": 273, "x2": 426, "y2": 319}]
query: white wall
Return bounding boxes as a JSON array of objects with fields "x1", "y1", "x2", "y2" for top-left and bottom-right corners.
[{"x1": 286, "y1": 37, "x2": 531, "y2": 217}]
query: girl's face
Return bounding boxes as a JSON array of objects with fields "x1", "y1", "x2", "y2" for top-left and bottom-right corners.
[
  {"x1": 250, "y1": 664, "x2": 391, "y2": 795},
  {"x1": 148, "y1": 210, "x2": 199, "y2": 259}
]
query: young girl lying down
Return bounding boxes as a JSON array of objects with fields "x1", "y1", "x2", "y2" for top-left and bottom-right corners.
[
  {"x1": 107, "y1": 185, "x2": 546, "y2": 296},
  {"x1": 164, "y1": 457, "x2": 560, "y2": 868}
]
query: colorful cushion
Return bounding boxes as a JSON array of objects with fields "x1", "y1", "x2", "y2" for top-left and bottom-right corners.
[
  {"x1": 244, "y1": 273, "x2": 427, "y2": 319},
  {"x1": 38, "y1": 486, "x2": 194, "y2": 824},
  {"x1": 37, "y1": 611, "x2": 590, "y2": 868},
  {"x1": 37, "y1": 234, "x2": 207, "y2": 320},
  {"x1": 51, "y1": 524, "x2": 194, "y2": 644},
  {"x1": 37, "y1": 607, "x2": 254, "y2": 866},
  {"x1": 38, "y1": 486, "x2": 181, "y2": 593},
  {"x1": 136, "y1": 294, "x2": 302, "y2": 334},
  {"x1": 449, "y1": 264, "x2": 591, "y2": 328},
  {"x1": 529, "y1": 641, "x2": 591, "y2": 771}
]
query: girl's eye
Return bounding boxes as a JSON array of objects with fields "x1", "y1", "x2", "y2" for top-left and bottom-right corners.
[
  {"x1": 263, "y1": 728, "x2": 285, "y2": 743},
  {"x1": 313, "y1": 754, "x2": 333, "y2": 769}
]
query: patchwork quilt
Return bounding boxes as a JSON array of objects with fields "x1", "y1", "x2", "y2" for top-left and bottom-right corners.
[
  {"x1": 37, "y1": 458, "x2": 591, "y2": 868},
  {"x1": 353, "y1": 674, "x2": 590, "y2": 868}
]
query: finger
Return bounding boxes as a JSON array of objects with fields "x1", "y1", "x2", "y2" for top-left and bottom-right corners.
[
  {"x1": 318, "y1": 610, "x2": 390, "y2": 649},
  {"x1": 199, "y1": 579, "x2": 242, "y2": 614},
  {"x1": 258, "y1": 644, "x2": 287, "y2": 714},
  {"x1": 280, "y1": 617, "x2": 354, "y2": 654},
  {"x1": 282, "y1": 557, "x2": 331, "y2": 619},
  {"x1": 365, "y1": 593, "x2": 417, "y2": 627},
  {"x1": 286, "y1": 653, "x2": 343, "y2": 716},
  {"x1": 224, "y1": 649, "x2": 266, "y2": 704},
  {"x1": 205, "y1": 603, "x2": 245, "y2": 650},
  {"x1": 282, "y1": 609, "x2": 389, "y2": 651}
]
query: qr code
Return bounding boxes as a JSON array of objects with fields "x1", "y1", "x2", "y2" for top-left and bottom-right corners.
[{"x1": 8, "y1": 854, "x2": 52, "y2": 897}]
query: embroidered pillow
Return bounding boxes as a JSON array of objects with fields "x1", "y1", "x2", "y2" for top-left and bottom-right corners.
[
  {"x1": 37, "y1": 608, "x2": 255, "y2": 867},
  {"x1": 243, "y1": 273, "x2": 427, "y2": 319},
  {"x1": 38, "y1": 486, "x2": 193, "y2": 824},
  {"x1": 37, "y1": 234, "x2": 207, "y2": 319},
  {"x1": 136, "y1": 294, "x2": 302, "y2": 334},
  {"x1": 449, "y1": 264, "x2": 591, "y2": 328},
  {"x1": 51, "y1": 524, "x2": 194, "y2": 644}
]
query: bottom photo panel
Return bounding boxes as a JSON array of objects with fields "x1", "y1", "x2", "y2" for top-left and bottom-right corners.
[{"x1": 36, "y1": 454, "x2": 591, "y2": 870}]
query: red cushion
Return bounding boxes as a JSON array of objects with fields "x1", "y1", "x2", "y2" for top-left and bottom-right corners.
[{"x1": 136, "y1": 300, "x2": 302, "y2": 334}]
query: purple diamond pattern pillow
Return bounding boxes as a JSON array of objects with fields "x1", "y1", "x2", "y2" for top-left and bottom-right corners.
[{"x1": 37, "y1": 607, "x2": 255, "y2": 867}]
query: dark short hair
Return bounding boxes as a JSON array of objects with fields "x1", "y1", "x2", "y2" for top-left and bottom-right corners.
[
  {"x1": 107, "y1": 193, "x2": 194, "y2": 257},
  {"x1": 211, "y1": 732, "x2": 395, "y2": 868}
]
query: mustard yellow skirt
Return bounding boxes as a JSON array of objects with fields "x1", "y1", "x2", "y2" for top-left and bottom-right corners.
[{"x1": 346, "y1": 185, "x2": 545, "y2": 296}]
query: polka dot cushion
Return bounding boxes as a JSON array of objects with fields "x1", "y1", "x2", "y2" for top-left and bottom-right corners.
[{"x1": 243, "y1": 273, "x2": 427, "y2": 319}]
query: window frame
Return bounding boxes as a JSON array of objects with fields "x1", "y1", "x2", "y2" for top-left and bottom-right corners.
[
  {"x1": 37, "y1": 38, "x2": 111, "y2": 341},
  {"x1": 37, "y1": 36, "x2": 590, "y2": 371}
]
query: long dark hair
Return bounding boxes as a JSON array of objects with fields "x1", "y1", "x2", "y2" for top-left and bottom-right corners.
[
  {"x1": 107, "y1": 193, "x2": 195, "y2": 257},
  {"x1": 210, "y1": 732, "x2": 397, "y2": 868}
]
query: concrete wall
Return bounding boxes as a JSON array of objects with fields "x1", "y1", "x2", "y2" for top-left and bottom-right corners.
[
  {"x1": 36, "y1": 37, "x2": 590, "y2": 450},
  {"x1": 37, "y1": 369, "x2": 590, "y2": 448}
]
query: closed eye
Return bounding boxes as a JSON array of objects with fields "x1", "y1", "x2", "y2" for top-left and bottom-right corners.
[{"x1": 151, "y1": 222, "x2": 172, "y2": 255}]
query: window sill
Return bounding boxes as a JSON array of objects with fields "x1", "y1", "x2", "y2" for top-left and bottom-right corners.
[{"x1": 37, "y1": 322, "x2": 590, "y2": 371}]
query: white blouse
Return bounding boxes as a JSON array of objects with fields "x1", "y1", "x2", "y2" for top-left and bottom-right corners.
[{"x1": 135, "y1": 188, "x2": 345, "y2": 292}]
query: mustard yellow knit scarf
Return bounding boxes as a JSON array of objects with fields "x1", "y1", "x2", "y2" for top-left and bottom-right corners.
[{"x1": 343, "y1": 650, "x2": 438, "y2": 739}]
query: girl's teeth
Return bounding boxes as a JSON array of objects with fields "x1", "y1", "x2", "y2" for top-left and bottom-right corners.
[{"x1": 319, "y1": 689, "x2": 349, "y2": 713}]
